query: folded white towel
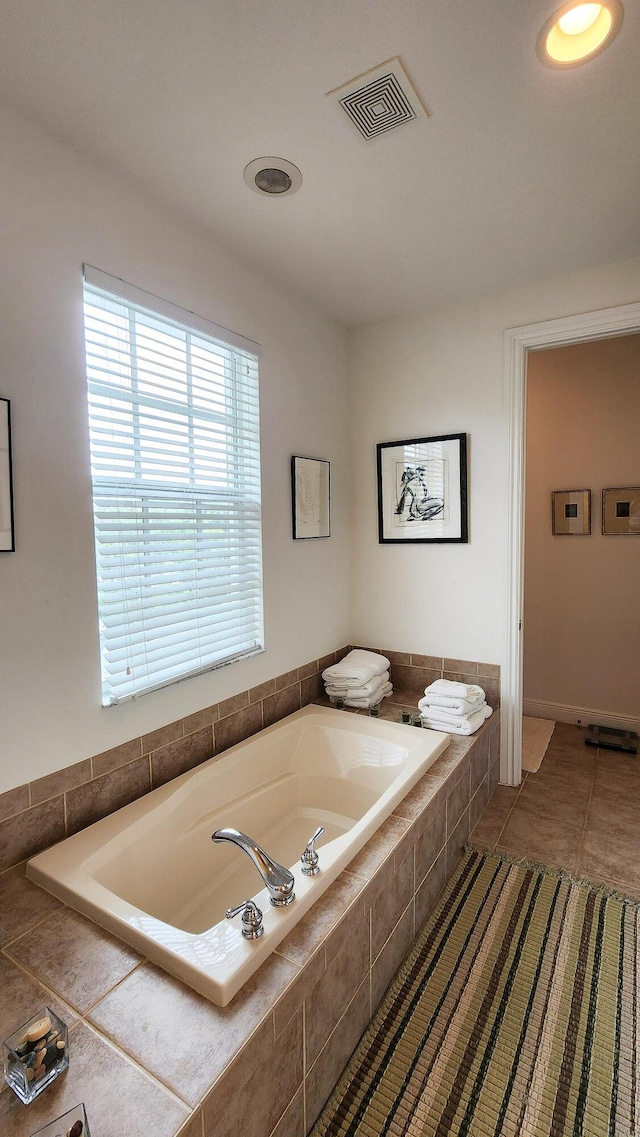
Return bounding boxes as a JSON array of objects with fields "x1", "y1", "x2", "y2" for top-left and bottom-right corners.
[
  {"x1": 325, "y1": 671, "x2": 390, "y2": 699},
  {"x1": 419, "y1": 701, "x2": 491, "y2": 727},
  {"x1": 421, "y1": 704, "x2": 492, "y2": 735},
  {"x1": 418, "y1": 692, "x2": 485, "y2": 716},
  {"x1": 424, "y1": 678, "x2": 485, "y2": 702},
  {"x1": 323, "y1": 649, "x2": 390, "y2": 686},
  {"x1": 329, "y1": 681, "x2": 392, "y2": 708}
]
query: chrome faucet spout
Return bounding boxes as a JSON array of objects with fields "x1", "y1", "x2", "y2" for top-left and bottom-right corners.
[{"x1": 212, "y1": 827, "x2": 295, "y2": 907}]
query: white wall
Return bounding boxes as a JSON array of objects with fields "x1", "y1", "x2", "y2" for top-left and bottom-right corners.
[
  {"x1": 0, "y1": 105, "x2": 350, "y2": 794},
  {"x1": 524, "y1": 335, "x2": 640, "y2": 725},
  {"x1": 348, "y1": 258, "x2": 640, "y2": 669}
]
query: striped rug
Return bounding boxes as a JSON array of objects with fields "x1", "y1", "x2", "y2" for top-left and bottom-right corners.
[{"x1": 312, "y1": 846, "x2": 640, "y2": 1137}]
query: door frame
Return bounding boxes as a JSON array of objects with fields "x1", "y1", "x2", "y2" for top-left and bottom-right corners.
[{"x1": 502, "y1": 300, "x2": 640, "y2": 785}]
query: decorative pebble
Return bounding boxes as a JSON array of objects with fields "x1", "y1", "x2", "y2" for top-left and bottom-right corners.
[
  {"x1": 56, "y1": 1040, "x2": 66, "y2": 1050},
  {"x1": 33, "y1": 1064, "x2": 45, "y2": 1080},
  {"x1": 25, "y1": 1016, "x2": 51, "y2": 1043},
  {"x1": 66, "y1": 1121, "x2": 83, "y2": 1137}
]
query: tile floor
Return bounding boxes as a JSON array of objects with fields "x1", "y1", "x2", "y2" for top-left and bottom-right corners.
[{"x1": 471, "y1": 720, "x2": 640, "y2": 896}]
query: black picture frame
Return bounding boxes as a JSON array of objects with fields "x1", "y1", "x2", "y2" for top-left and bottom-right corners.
[
  {"x1": 291, "y1": 456, "x2": 331, "y2": 539},
  {"x1": 377, "y1": 433, "x2": 468, "y2": 543},
  {"x1": 0, "y1": 397, "x2": 15, "y2": 552}
]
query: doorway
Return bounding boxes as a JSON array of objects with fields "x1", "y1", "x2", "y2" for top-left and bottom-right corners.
[{"x1": 502, "y1": 300, "x2": 640, "y2": 785}]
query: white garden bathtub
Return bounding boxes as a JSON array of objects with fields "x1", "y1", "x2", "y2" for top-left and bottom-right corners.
[{"x1": 27, "y1": 705, "x2": 449, "y2": 1005}]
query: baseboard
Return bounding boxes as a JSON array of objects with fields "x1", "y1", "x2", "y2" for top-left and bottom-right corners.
[{"x1": 523, "y1": 698, "x2": 640, "y2": 735}]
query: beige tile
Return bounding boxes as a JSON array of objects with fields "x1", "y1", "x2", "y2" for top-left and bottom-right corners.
[
  {"x1": 275, "y1": 668, "x2": 299, "y2": 691},
  {"x1": 411, "y1": 654, "x2": 443, "y2": 669},
  {"x1": 478, "y1": 662, "x2": 500, "y2": 678},
  {"x1": 269, "y1": 1087, "x2": 304, "y2": 1137},
  {"x1": 469, "y1": 778, "x2": 490, "y2": 833},
  {"x1": 392, "y1": 773, "x2": 442, "y2": 822},
  {"x1": 263, "y1": 684, "x2": 301, "y2": 728},
  {"x1": 371, "y1": 901, "x2": 414, "y2": 1012},
  {"x1": 89, "y1": 955, "x2": 298, "y2": 1106},
  {"x1": 176, "y1": 1111, "x2": 204, "y2": 1137},
  {"x1": 276, "y1": 871, "x2": 366, "y2": 967},
  {"x1": 203, "y1": 1010, "x2": 302, "y2": 1137},
  {"x1": 446, "y1": 766, "x2": 470, "y2": 835},
  {"x1": 488, "y1": 756, "x2": 500, "y2": 795},
  {"x1": 0, "y1": 784, "x2": 29, "y2": 823},
  {"x1": 272, "y1": 946, "x2": 324, "y2": 1039},
  {"x1": 7, "y1": 907, "x2": 141, "y2": 1013},
  {"x1": 0, "y1": 797, "x2": 65, "y2": 873},
  {"x1": 305, "y1": 912, "x2": 369, "y2": 1067},
  {"x1": 0, "y1": 953, "x2": 76, "y2": 1042},
  {"x1": 469, "y1": 732, "x2": 490, "y2": 796},
  {"x1": 317, "y1": 652, "x2": 336, "y2": 673},
  {"x1": 249, "y1": 678, "x2": 276, "y2": 703},
  {"x1": 214, "y1": 701, "x2": 263, "y2": 754},
  {"x1": 586, "y1": 793, "x2": 640, "y2": 837},
  {"x1": 151, "y1": 726, "x2": 213, "y2": 789},
  {"x1": 0, "y1": 1020, "x2": 189, "y2": 1137},
  {"x1": 182, "y1": 703, "x2": 220, "y2": 734},
  {"x1": 335, "y1": 646, "x2": 353, "y2": 661},
  {"x1": 470, "y1": 809, "x2": 504, "y2": 850},
  {"x1": 392, "y1": 664, "x2": 440, "y2": 696},
  {"x1": 29, "y1": 760, "x2": 92, "y2": 806},
  {"x1": 305, "y1": 978, "x2": 370, "y2": 1131},
  {"x1": 415, "y1": 848, "x2": 448, "y2": 931},
  {"x1": 297, "y1": 660, "x2": 318, "y2": 681},
  {"x1": 482, "y1": 677, "x2": 501, "y2": 708},
  {"x1": 348, "y1": 814, "x2": 411, "y2": 880},
  {"x1": 497, "y1": 807, "x2": 580, "y2": 873},
  {"x1": 516, "y1": 774, "x2": 591, "y2": 823},
  {"x1": 142, "y1": 718, "x2": 183, "y2": 754},
  {"x1": 218, "y1": 690, "x2": 250, "y2": 719},
  {"x1": 0, "y1": 863, "x2": 62, "y2": 947},
  {"x1": 66, "y1": 757, "x2": 150, "y2": 836},
  {"x1": 415, "y1": 799, "x2": 447, "y2": 885},
  {"x1": 300, "y1": 671, "x2": 324, "y2": 705},
  {"x1": 385, "y1": 650, "x2": 411, "y2": 666},
  {"x1": 429, "y1": 746, "x2": 469, "y2": 782},
  {"x1": 446, "y1": 807, "x2": 470, "y2": 875},
  {"x1": 92, "y1": 736, "x2": 143, "y2": 778},
  {"x1": 580, "y1": 826, "x2": 640, "y2": 890},
  {"x1": 364, "y1": 840, "x2": 414, "y2": 960},
  {"x1": 444, "y1": 658, "x2": 479, "y2": 674}
]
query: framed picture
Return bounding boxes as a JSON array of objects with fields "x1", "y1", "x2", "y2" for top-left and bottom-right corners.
[
  {"x1": 552, "y1": 489, "x2": 590, "y2": 535},
  {"x1": 602, "y1": 487, "x2": 640, "y2": 535},
  {"x1": 291, "y1": 456, "x2": 330, "y2": 539},
  {"x1": 377, "y1": 433, "x2": 468, "y2": 543},
  {"x1": 0, "y1": 398, "x2": 15, "y2": 552}
]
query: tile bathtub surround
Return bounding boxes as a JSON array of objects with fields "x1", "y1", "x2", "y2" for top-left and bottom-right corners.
[
  {"x1": 351, "y1": 646, "x2": 501, "y2": 709},
  {"x1": 0, "y1": 710, "x2": 500, "y2": 1137},
  {"x1": 0, "y1": 651, "x2": 342, "y2": 874}
]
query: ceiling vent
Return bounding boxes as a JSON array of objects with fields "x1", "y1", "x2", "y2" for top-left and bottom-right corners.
[{"x1": 327, "y1": 57, "x2": 428, "y2": 141}]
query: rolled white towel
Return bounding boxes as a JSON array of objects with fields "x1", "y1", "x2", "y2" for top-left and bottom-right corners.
[
  {"x1": 418, "y1": 692, "x2": 485, "y2": 716},
  {"x1": 325, "y1": 671, "x2": 390, "y2": 699},
  {"x1": 330, "y1": 681, "x2": 393, "y2": 709},
  {"x1": 323, "y1": 649, "x2": 390, "y2": 686},
  {"x1": 421, "y1": 705, "x2": 492, "y2": 735},
  {"x1": 424, "y1": 678, "x2": 485, "y2": 702}
]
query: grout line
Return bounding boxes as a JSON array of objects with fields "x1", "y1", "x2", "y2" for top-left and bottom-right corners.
[
  {"x1": 83, "y1": 956, "x2": 147, "y2": 1018},
  {"x1": 76, "y1": 1013, "x2": 195, "y2": 1111},
  {"x1": 1, "y1": 906, "x2": 62, "y2": 952},
  {"x1": 574, "y1": 746, "x2": 598, "y2": 877}
]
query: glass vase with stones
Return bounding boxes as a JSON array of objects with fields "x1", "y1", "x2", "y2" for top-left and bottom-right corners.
[
  {"x1": 30, "y1": 1102, "x2": 90, "y2": 1137},
  {"x1": 3, "y1": 1008, "x2": 69, "y2": 1104}
]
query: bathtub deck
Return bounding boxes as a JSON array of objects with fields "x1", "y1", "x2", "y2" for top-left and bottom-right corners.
[{"x1": 0, "y1": 703, "x2": 500, "y2": 1137}]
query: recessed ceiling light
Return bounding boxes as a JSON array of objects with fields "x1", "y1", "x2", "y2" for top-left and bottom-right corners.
[
  {"x1": 243, "y1": 157, "x2": 302, "y2": 196},
  {"x1": 537, "y1": 0, "x2": 623, "y2": 66}
]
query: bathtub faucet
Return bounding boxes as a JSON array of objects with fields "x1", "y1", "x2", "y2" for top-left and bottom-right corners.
[{"x1": 212, "y1": 828, "x2": 296, "y2": 907}]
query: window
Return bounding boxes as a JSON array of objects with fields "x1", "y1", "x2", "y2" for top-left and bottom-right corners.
[{"x1": 83, "y1": 267, "x2": 263, "y2": 705}]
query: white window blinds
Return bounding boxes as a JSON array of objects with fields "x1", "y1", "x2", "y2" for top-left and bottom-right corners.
[{"x1": 83, "y1": 267, "x2": 264, "y2": 706}]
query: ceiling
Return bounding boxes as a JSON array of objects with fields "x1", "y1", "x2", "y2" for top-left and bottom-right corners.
[{"x1": 0, "y1": 0, "x2": 639, "y2": 326}]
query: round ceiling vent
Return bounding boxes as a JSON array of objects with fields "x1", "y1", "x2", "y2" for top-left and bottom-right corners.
[{"x1": 243, "y1": 157, "x2": 302, "y2": 197}]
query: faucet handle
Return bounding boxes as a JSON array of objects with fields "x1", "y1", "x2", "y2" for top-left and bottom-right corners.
[
  {"x1": 301, "y1": 826, "x2": 325, "y2": 877},
  {"x1": 225, "y1": 899, "x2": 264, "y2": 940}
]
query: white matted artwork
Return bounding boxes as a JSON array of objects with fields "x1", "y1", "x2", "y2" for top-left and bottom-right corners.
[
  {"x1": 0, "y1": 398, "x2": 15, "y2": 552},
  {"x1": 291, "y1": 456, "x2": 330, "y2": 539},
  {"x1": 377, "y1": 433, "x2": 468, "y2": 543}
]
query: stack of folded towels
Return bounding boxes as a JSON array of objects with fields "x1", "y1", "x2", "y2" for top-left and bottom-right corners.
[
  {"x1": 418, "y1": 678, "x2": 493, "y2": 735},
  {"x1": 322, "y1": 649, "x2": 392, "y2": 709}
]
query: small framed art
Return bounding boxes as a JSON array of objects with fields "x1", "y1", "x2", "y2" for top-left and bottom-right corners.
[
  {"x1": 291, "y1": 456, "x2": 330, "y2": 539},
  {"x1": 377, "y1": 433, "x2": 468, "y2": 543},
  {"x1": 602, "y1": 487, "x2": 640, "y2": 535},
  {"x1": 0, "y1": 398, "x2": 15, "y2": 552},
  {"x1": 552, "y1": 489, "x2": 591, "y2": 535}
]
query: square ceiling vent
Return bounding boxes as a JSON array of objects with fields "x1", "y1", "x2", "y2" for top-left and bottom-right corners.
[{"x1": 327, "y1": 57, "x2": 428, "y2": 141}]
